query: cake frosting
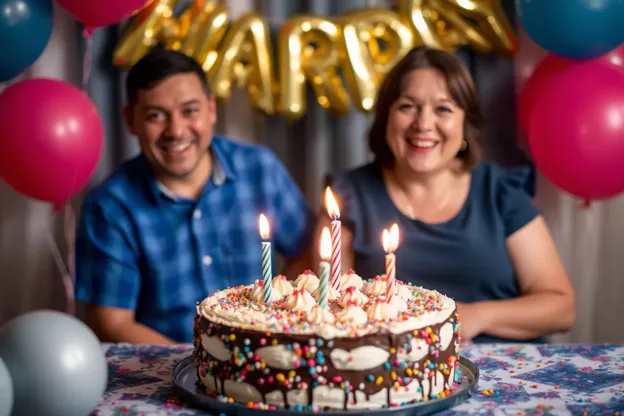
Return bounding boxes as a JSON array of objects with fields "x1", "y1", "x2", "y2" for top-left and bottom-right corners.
[{"x1": 193, "y1": 272, "x2": 461, "y2": 411}]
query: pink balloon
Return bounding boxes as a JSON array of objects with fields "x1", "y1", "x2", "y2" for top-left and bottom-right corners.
[
  {"x1": 57, "y1": 0, "x2": 151, "y2": 29},
  {"x1": 514, "y1": 26, "x2": 549, "y2": 91},
  {"x1": 600, "y1": 43, "x2": 624, "y2": 72},
  {"x1": 518, "y1": 44, "x2": 624, "y2": 136},
  {"x1": 527, "y1": 63, "x2": 624, "y2": 202},
  {"x1": 0, "y1": 78, "x2": 104, "y2": 207},
  {"x1": 518, "y1": 55, "x2": 575, "y2": 136}
]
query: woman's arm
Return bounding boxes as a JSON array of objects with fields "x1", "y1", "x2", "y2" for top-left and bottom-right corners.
[{"x1": 458, "y1": 216, "x2": 575, "y2": 341}]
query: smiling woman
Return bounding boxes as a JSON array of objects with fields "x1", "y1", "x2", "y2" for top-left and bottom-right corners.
[{"x1": 318, "y1": 46, "x2": 576, "y2": 344}]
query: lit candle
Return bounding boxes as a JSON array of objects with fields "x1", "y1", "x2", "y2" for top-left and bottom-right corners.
[
  {"x1": 383, "y1": 223, "x2": 400, "y2": 302},
  {"x1": 258, "y1": 214, "x2": 272, "y2": 302},
  {"x1": 319, "y1": 226, "x2": 332, "y2": 309},
  {"x1": 325, "y1": 187, "x2": 342, "y2": 292}
]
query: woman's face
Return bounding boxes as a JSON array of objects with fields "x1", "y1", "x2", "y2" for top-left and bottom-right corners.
[{"x1": 386, "y1": 68, "x2": 466, "y2": 175}]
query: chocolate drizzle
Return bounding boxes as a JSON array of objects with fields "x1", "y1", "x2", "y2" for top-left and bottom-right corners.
[{"x1": 192, "y1": 308, "x2": 460, "y2": 411}]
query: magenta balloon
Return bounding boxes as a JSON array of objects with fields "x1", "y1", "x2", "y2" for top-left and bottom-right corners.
[
  {"x1": 57, "y1": 0, "x2": 151, "y2": 28},
  {"x1": 518, "y1": 55, "x2": 575, "y2": 136},
  {"x1": 0, "y1": 78, "x2": 104, "y2": 206},
  {"x1": 518, "y1": 45, "x2": 624, "y2": 136},
  {"x1": 600, "y1": 43, "x2": 624, "y2": 73},
  {"x1": 527, "y1": 63, "x2": 624, "y2": 201}
]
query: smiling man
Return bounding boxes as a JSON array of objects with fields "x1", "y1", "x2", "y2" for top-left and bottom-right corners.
[{"x1": 75, "y1": 48, "x2": 315, "y2": 344}]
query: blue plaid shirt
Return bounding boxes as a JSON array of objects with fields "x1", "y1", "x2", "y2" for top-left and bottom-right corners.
[{"x1": 75, "y1": 136, "x2": 315, "y2": 342}]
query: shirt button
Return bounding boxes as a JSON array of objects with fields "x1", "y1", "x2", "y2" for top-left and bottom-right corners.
[
  {"x1": 203, "y1": 255, "x2": 212, "y2": 266},
  {"x1": 193, "y1": 209, "x2": 202, "y2": 219}
]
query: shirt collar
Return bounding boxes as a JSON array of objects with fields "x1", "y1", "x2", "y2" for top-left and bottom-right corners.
[{"x1": 210, "y1": 136, "x2": 237, "y2": 182}]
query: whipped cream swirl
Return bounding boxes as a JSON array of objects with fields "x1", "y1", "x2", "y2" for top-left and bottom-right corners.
[
  {"x1": 340, "y1": 269, "x2": 364, "y2": 290},
  {"x1": 396, "y1": 283, "x2": 414, "y2": 301},
  {"x1": 313, "y1": 284, "x2": 340, "y2": 302},
  {"x1": 339, "y1": 286, "x2": 369, "y2": 308},
  {"x1": 306, "y1": 305, "x2": 336, "y2": 324},
  {"x1": 391, "y1": 294, "x2": 408, "y2": 313},
  {"x1": 294, "y1": 270, "x2": 320, "y2": 293},
  {"x1": 285, "y1": 288, "x2": 316, "y2": 312},
  {"x1": 250, "y1": 280, "x2": 282, "y2": 303},
  {"x1": 366, "y1": 297, "x2": 399, "y2": 321},
  {"x1": 336, "y1": 302, "x2": 368, "y2": 325},
  {"x1": 272, "y1": 275, "x2": 294, "y2": 297},
  {"x1": 365, "y1": 275, "x2": 387, "y2": 296}
]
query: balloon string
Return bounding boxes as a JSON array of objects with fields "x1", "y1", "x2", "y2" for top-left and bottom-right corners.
[
  {"x1": 47, "y1": 205, "x2": 77, "y2": 316},
  {"x1": 64, "y1": 204, "x2": 77, "y2": 302},
  {"x1": 82, "y1": 29, "x2": 95, "y2": 91}
]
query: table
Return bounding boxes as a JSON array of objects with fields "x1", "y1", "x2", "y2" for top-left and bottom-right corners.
[{"x1": 95, "y1": 343, "x2": 624, "y2": 416}]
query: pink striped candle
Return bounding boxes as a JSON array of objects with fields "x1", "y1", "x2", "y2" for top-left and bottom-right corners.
[
  {"x1": 325, "y1": 187, "x2": 342, "y2": 292},
  {"x1": 383, "y1": 223, "x2": 400, "y2": 301}
]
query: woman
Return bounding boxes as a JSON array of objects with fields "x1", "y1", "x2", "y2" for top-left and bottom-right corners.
[{"x1": 320, "y1": 47, "x2": 575, "y2": 343}]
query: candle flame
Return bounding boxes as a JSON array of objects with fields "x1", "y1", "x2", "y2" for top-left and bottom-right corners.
[
  {"x1": 324, "y1": 187, "x2": 340, "y2": 220},
  {"x1": 258, "y1": 214, "x2": 270, "y2": 239},
  {"x1": 320, "y1": 227, "x2": 331, "y2": 260},
  {"x1": 382, "y1": 223, "x2": 399, "y2": 253}
]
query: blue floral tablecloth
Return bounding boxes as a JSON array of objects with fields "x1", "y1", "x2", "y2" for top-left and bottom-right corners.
[{"x1": 94, "y1": 343, "x2": 624, "y2": 416}]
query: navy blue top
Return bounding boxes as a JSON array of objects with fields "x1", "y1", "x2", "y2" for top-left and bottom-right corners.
[{"x1": 326, "y1": 161, "x2": 540, "y2": 344}]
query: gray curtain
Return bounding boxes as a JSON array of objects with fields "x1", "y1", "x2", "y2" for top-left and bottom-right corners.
[{"x1": 85, "y1": 0, "x2": 526, "y2": 210}]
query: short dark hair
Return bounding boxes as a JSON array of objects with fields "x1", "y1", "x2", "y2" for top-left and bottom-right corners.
[
  {"x1": 125, "y1": 47, "x2": 210, "y2": 108},
  {"x1": 368, "y1": 47, "x2": 484, "y2": 170}
]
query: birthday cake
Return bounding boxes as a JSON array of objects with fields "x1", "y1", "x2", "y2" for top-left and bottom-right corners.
[{"x1": 192, "y1": 271, "x2": 461, "y2": 411}]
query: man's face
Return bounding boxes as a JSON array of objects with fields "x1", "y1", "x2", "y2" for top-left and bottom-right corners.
[{"x1": 125, "y1": 73, "x2": 216, "y2": 181}]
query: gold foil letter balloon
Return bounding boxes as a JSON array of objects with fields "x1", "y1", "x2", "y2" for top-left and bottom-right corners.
[
  {"x1": 111, "y1": 0, "x2": 517, "y2": 119},
  {"x1": 430, "y1": 0, "x2": 516, "y2": 54},
  {"x1": 339, "y1": 8, "x2": 414, "y2": 112},
  {"x1": 398, "y1": 0, "x2": 452, "y2": 51},
  {"x1": 178, "y1": 1, "x2": 228, "y2": 71},
  {"x1": 112, "y1": 0, "x2": 176, "y2": 67},
  {"x1": 278, "y1": 15, "x2": 350, "y2": 121},
  {"x1": 398, "y1": 0, "x2": 515, "y2": 55},
  {"x1": 112, "y1": 0, "x2": 224, "y2": 67},
  {"x1": 207, "y1": 12, "x2": 276, "y2": 115}
]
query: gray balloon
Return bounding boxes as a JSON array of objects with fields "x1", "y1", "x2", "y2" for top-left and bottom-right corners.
[
  {"x1": 0, "y1": 356, "x2": 13, "y2": 416},
  {"x1": 0, "y1": 310, "x2": 108, "y2": 416}
]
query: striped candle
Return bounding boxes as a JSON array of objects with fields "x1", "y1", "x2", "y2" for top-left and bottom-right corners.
[
  {"x1": 385, "y1": 251, "x2": 396, "y2": 302},
  {"x1": 319, "y1": 227, "x2": 331, "y2": 309},
  {"x1": 383, "y1": 223, "x2": 400, "y2": 302},
  {"x1": 330, "y1": 219, "x2": 341, "y2": 291},
  {"x1": 325, "y1": 187, "x2": 342, "y2": 292},
  {"x1": 258, "y1": 214, "x2": 272, "y2": 302}
]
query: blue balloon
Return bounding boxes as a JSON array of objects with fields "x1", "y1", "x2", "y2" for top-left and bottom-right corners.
[
  {"x1": 516, "y1": 0, "x2": 624, "y2": 60},
  {"x1": 0, "y1": 0, "x2": 53, "y2": 82}
]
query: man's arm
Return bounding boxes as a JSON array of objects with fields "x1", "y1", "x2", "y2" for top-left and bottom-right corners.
[
  {"x1": 84, "y1": 305, "x2": 175, "y2": 345},
  {"x1": 75, "y1": 198, "x2": 174, "y2": 344}
]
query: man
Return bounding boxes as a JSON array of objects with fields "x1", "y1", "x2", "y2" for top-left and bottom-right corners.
[{"x1": 75, "y1": 48, "x2": 314, "y2": 344}]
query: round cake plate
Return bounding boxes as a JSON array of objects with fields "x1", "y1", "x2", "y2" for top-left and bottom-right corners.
[{"x1": 171, "y1": 355, "x2": 479, "y2": 416}]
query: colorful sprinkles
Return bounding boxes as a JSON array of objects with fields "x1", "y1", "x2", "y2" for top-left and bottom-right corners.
[
  {"x1": 199, "y1": 278, "x2": 452, "y2": 338},
  {"x1": 192, "y1": 277, "x2": 462, "y2": 412}
]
